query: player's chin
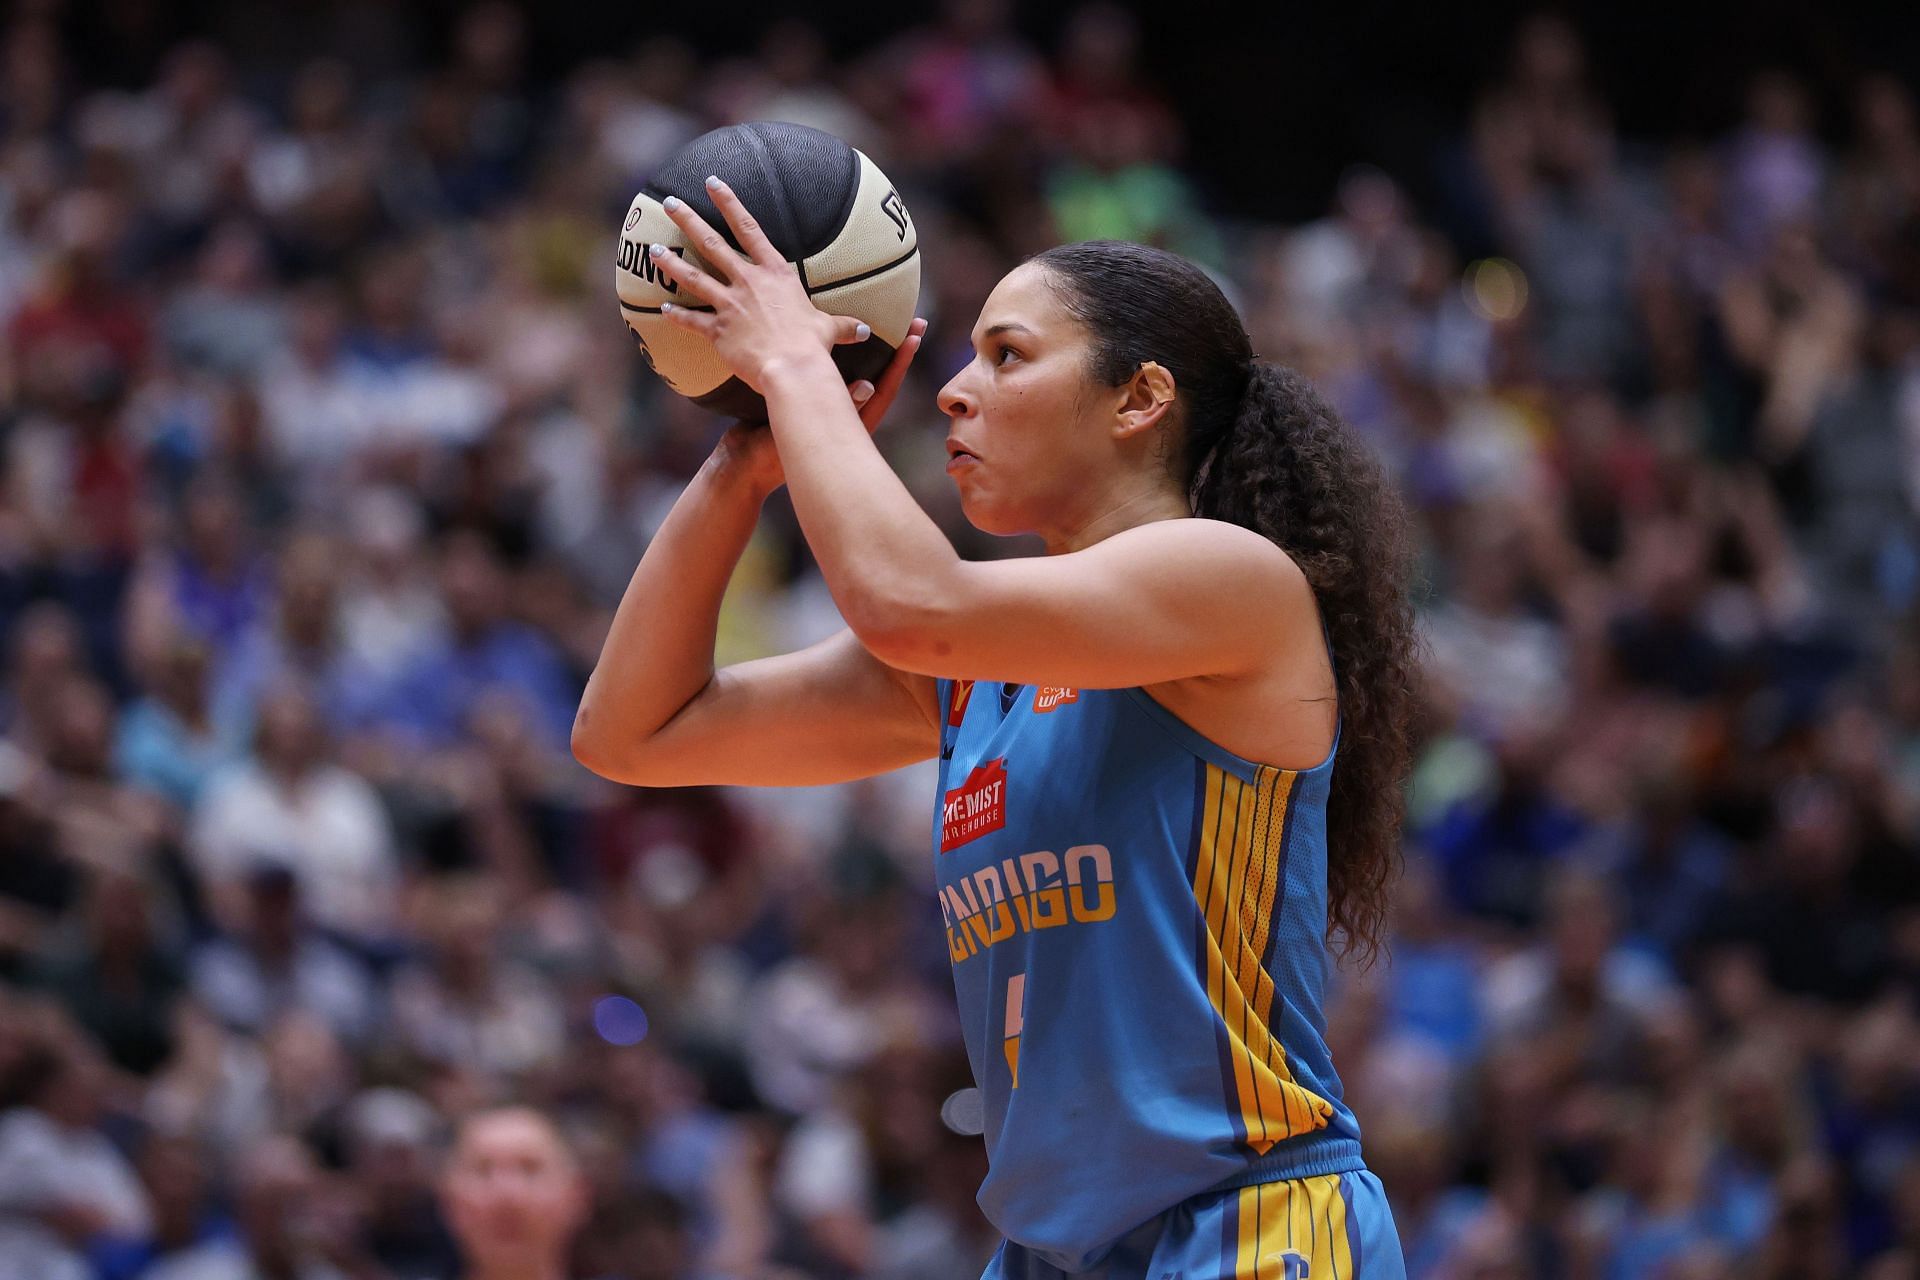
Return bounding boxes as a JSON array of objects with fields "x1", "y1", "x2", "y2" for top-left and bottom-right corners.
[{"x1": 958, "y1": 497, "x2": 1024, "y2": 538}]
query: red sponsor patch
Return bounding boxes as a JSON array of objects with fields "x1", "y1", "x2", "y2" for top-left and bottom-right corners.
[
  {"x1": 948, "y1": 678, "x2": 975, "y2": 727},
  {"x1": 1033, "y1": 686, "x2": 1079, "y2": 713},
  {"x1": 942, "y1": 756, "x2": 1007, "y2": 852}
]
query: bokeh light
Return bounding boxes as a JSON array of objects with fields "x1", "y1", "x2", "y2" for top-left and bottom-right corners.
[
  {"x1": 1464, "y1": 256, "x2": 1529, "y2": 321},
  {"x1": 592, "y1": 995, "x2": 650, "y2": 1046}
]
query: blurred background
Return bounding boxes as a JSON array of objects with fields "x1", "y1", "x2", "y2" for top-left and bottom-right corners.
[{"x1": 3, "y1": 0, "x2": 1920, "y2": 1277}]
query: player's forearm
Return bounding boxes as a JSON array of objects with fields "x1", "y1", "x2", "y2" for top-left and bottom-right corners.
[
  {"x1": 572, "y1": 453, "x2": 765, "y2": 766},
  {"x1": 762, "y1": 349, "x2": 958, "y2": 640}
]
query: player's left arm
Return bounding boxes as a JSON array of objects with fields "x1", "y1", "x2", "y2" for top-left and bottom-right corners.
[
  {"x1": 749, "y1": 343, "x2": 1308, "y2": 687},
  {"x1": 853, "y1": 519, "x2": 1313, "y2": 689}
]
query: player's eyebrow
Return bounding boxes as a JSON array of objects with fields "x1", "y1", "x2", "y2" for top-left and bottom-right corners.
[{"x1": 983, "y1": 323, "x2": 1035, "y2": 340}]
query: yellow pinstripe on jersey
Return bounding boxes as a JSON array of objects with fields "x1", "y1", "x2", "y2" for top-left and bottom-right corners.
[
  {"x1": 1191, "y1": 762, "x2": 1335, "y2": 1153},
  {"x1": 1233, "y1": 1175, "x2": 1355, "y2": 1279}
]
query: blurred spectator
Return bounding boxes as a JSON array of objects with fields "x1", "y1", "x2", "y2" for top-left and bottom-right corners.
[
  {"x1": 371, "y1": 532, "x2": 577, "y2": 754},
  {"x1": 125, "y1": 473, "x2": 274, "y2": 667},
  {"x1": 743, "y1": 884, "x2": 945, "y2": 1118},
  {"x1": 89, "y1": 1132, "x2": 231, "y2": 1280},
  {"x1": 25, "y1": 869, "x2": 185, "y2": 1075},
  {"x1": 343, "y1": 1087, "x2": 459, "y2": 1279},
  {"x1": 885, "y1": 0, "x2": 1046, "y2": 165},
  {"x1": 439, "y1": 1107, "x2": 589, "y2": 1280},
  {"x1": 388, "y1": 876, "x2": 564, "y2": 1077},
  {"x1": 114, "y1": 633, "x2": 244, "y2": 811},
  {"x1": 187, "y1": 862, "x2": 378, "y2": 1045},
  {"x1": 140, "y1": 1134, "x2": 364, "y2": 1280},
  {"x1": 0, "y1": 1015, "x2": 151, "y2": 1280},
  {"x1": 1041, "y1": 5, "x2": 1217, "y2": 264},
  {"x1": 188, "y1": 685, "x2": 398, "y2": 943},
  {"x1": 1726, "y1": 72, "x2": 1828, "y2": 257}
]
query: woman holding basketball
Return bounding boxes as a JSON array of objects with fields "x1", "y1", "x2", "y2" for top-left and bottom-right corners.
[{"x1": 574, "y1": 177, "x2": 1415, "y2": 1279}]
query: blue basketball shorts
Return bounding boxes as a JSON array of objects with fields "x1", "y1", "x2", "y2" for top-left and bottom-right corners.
[{"x1": 982, "y1": 1169, "x2": 1407, "y2": 1280}]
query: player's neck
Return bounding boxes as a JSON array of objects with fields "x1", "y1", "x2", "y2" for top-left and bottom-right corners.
[{"x1": 1046, "y1": 486, "x2": 1191, "y2": 555}]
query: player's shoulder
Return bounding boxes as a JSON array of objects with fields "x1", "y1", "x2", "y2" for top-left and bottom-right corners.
[{"x1": 1096, "y1": 517, "x2": 1308, "y2": 593}]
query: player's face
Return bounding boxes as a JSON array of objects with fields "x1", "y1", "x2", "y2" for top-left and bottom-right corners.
[{"x1": 937, "y1": 262, "x2": 1115, "y2": 539}]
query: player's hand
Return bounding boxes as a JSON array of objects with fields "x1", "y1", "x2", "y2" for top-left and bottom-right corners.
[
  {"x1": 714, "y1": 317, "x2": 926, "y2": 501},
  {"x1": 650, "y1": 175, "x2": 873, "y2": 391}
]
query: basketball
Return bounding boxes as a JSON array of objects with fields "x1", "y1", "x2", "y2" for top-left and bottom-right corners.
[{"x1": 614, "y1": 121, "x2": 921, "y2": 422}]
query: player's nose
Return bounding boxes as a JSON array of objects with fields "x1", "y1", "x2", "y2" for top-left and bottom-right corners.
[{"x1": 938, "y1": 368, "x2": 976, "y2": 419}]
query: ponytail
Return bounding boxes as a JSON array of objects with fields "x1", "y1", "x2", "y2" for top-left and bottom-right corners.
[
  {"x1": 1034, "y1": 242, "x2": 1418, "y2": 965},
  {"x1": 1192, "y1": 362, "x2": 1417, "y2": 965}
]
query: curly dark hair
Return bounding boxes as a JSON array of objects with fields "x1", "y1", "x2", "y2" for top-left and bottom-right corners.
[{"x1": 1033, "y1": 240, "x2": 1418, "y2": 965}]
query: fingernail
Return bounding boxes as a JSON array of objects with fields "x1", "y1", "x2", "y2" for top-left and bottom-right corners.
[
  {"x1": 705, "y1": 175, "x2": 721, "y2": 189},
  {"x1": 855, "y1": 322, "x2": 871, "y2": 341},
  {"x1": 851, "y1": 381, "x2": 874, "y2": 401},
  {"x1": 660, "y1": 302, "x2": 674, "y2": 313},
  {"x1": 662, "y1": 195, "x2": 682, "y2": 211},
  {"x1": 648, "y1": 243, "x2": 664, "y2": 257}
]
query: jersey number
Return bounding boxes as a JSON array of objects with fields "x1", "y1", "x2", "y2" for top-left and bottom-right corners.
[{"x1": 1004, "y1": 973, "x2": 1026, "y2": 1089}]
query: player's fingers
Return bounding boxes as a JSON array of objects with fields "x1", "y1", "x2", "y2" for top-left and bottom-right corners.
[
  {"x1": 826, "y1": 315, "x2": 872, "y2": 347},
  {"x1": 645, "y1": 243, "x2": 723, "y2": 302},
  {"x1": 873, "y1": 317, "x2": 925, "y2": 399},
  {"x1": 658, "y1": 301, "x2": 719, "y2": 339},
  {"x1": 857, "y1": 323, "x2": 924, "y2": 430},
  {"x1": 704, "y1": 175, "x2": 783, "y2": 268},
  {"x1": 658, "y1": 195, "x2": 739, "y2": 281},
  {"x1": 850, "y1": 378, "x2": 887, "y2": 435}
]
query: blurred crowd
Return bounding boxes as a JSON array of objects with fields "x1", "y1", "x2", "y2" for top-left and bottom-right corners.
[{"x1": 1, "y1": 0, "x2": 1918, "y2": 1276}]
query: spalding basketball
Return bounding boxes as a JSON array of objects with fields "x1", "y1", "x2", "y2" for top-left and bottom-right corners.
[{"x1": 615, "y1": 121, "x2": 920, "y2": 422}]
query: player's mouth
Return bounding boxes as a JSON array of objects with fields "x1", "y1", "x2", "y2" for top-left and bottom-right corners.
[{"x1": 946, "y1": 438, "x2": 979, "y2": 473}]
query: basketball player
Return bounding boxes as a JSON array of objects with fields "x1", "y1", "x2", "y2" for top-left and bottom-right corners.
[{"x1": 574, "y1": 178, "x2": 1416, "y2": 1278}]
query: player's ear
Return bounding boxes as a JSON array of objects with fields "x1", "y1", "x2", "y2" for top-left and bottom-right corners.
[{"x1": 1113, "y1": 360, "x2": 1177, "y2": 441}]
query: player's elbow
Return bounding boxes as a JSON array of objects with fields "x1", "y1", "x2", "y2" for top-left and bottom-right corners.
[
  {"x1": 570, "y1": 699, "x2": 637, "y2": 782},
  {"x1": 844, "y1": 583, "x2": 946, "y2": 670},
  {"x1": 569, "y1": 703, "x2": 610, "y2": 774}
]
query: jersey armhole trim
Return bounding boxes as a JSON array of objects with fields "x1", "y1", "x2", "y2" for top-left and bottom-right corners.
[{"x1": 1119, "y1": 686, "x2": 1340, "y2": 783}]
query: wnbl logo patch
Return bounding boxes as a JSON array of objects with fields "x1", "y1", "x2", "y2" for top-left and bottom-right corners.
[{"x1": 1033, "y1": 686, "x2": 1078, "y2": 713}]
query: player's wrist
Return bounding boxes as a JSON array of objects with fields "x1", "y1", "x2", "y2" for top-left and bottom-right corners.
[
  {"x1": 757, "y1": 344, "x2": 838, "y2": 396},
  {"x1": 703, "y1": 441, "x2": 776, "y2": 506}
]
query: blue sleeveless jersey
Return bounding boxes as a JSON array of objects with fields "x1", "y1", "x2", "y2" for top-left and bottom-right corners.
[{"x1": 931, "y1": 677, "x2": 1366, "y2": 1272}]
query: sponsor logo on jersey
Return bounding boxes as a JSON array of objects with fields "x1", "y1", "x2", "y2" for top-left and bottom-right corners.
[
  {"x1": 947, "y1": 678, "x2": 975, "y2": 727},
  {"x1": 941, "y1": 757, "x2": 1006, "y2": 852},
  {"x1": 1033, "y1": 686, "x2": 1078, "y2": 713},
  {"x1": 938, "y1": 843, "x2": 1118, "y2": 963}
]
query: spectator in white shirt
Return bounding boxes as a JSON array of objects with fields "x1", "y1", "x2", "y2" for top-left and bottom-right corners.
[
  {"x1": 189, "y1": 684, "x2": 398, "y2": 943},
  {"x1": 0, "y1": 1021, "x2": 151, "y2": 1280}
]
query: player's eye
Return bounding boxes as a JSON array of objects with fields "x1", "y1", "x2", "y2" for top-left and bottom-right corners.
[{"x1": 995, "y1": 345, "x2": 1020, "y2": 366}]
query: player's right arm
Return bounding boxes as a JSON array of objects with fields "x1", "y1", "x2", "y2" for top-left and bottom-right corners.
[
  {"x1": 580, "y1": 626, "x2": 938, "y2": 788},
  {"x1": 571, "y1": 432, "x2": 939, "y2": 789}
]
